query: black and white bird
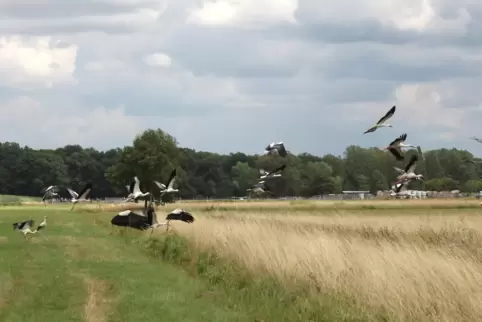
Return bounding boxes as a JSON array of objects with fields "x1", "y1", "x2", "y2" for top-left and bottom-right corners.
[
  {"x1": 471, "y1": 136, "x2": 482, "y2": 144},
  {"x1": 383, "y1": 133, "x2": 417, "y2": 161},
  {"x1": 111, "y1": 209, "x2": 151, "y2": 231},
  {"x1": 247, "y1": 181, "x2": 268, "y2": 194},
  {"x1": 130, "y1": 176, "x2": 150, "y2": 202},
  {"x1": 363, "y1": 105, "x2": 396, "y2": 134},
  {"x1": 124, "y1": 181, "x2": 136, "y2": 203},
  {"x1": 13, "y1": 218, "x2": 46, "y2": 239},
  {"x1": 264, "y1": 142, "x2": 287, "y2": 157},
  {"x1": 148, "y1": 208, "x2": 195, "y2": 234},
  {"x1": 36, "y1": 216, "x2": 47, "y2": 232},
  {"x1": 259, "y1": 164, "x2": 286, "y2": 180},
  {"x1": 154, "y1": 169, "x2": 179, "y2": 196},
  {"x1": 42, "y1": 185, "x2": 59, "y2": 205},
  {"x1": 395, "y1": 154, "x2": 423, "y2": 184},
  {"x1": 67, "y1": 183, "x2": 92, "y2": 210},
  {"x1": 390, "y1": 181, "x2": 410, "y2": 198}
]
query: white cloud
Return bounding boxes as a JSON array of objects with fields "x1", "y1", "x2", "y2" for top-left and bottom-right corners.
[
  {"x1": 186, "y1": 0, "x2": 298, "y2": 27},
  {"x1": 0, "y1": 36, "x2": 77, "y2": 88},
  {"x1": 0, "y1": 96, "x2": 142, "y2": 149},
  {"x1": 144, "y1": 52, "x2": 172, "y2": 68}
]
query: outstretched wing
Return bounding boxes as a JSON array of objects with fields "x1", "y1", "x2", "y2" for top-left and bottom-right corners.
[
  {"x1": 388, "y1": 133, "x2": 407, "y2": 147},
  {"x1": 393, "y1": 167, "x2": 405, "y2": 174},
  {"x1": 66, "y1": 188, "x2": 78, "y2": 199},
  {"x1": 78, "y1": 183, "x2": 92, "y2": 200},
  {"x1": 268, "y1": 164, "x2": 286, "y2": 176},
  {"x1": 153, "y1": 180, "x2": 166, "y2": 190},
  {"x1": 276, "y1": 143, "x2": 287, "y2": 157},
  {"x1": 404, "y1": 154, "x2": 418, "y2": 173},
  {"x1": 388, "y1": 147, "x2": 404, "y2": 161},
  {"x1": 376, "y1": 105, "x2": 396, "y2": 125},
  {"x1": 166, "y1": 209, "x2": 194, "y2": 223},
  {"x1": 166, "y1": 169, "x2": 177, "y2": 190}
]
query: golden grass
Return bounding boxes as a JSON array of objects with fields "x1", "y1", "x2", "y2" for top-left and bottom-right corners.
[
  {"x1": 169, "y1": 209, "x2": 482, "y2": 321},
  {"x1": 84, "y1": 278, "x2": 113, "y2": 322}
]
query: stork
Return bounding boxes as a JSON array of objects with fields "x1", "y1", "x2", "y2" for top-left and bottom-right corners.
[
  {"x1": 471, "y1": 136, "x2": 482, "y2": 144},
  {"x1": 124, "y1": 181, "x2": 136, "y2": 203},
  {"x1": 263, "y1": 142, "x2": 287, "y2": 157},
  {"x1": 131, "y1": 176, "x2": 150, "y2": 202},
  {"x1": 259, "y1": 164, "x2": 286, "y2": 180},
  {"x1": 42, "y1": 185, "x2": 58, "y2": 205},
  {"x1": 383, "y1": 133, "x2": 417, "y2": 161},
  {"x1": 13, "y1": 218, "x2": 46, "y2": 239},
  {"x1": 154, "y1": 169, "x2": 179, "y2": 201},
  {"x1": 147, "y1": 208, "x2": 195, "y2": 235},
  {"x1": 390, "y1": 181, "x2": 411, "y2": 198},
  {"x1": 67, "y1": 183, "x2": 92, "y2": 211},
  {"x1": 395, "y1": 154, "x2": 423, "y2": 184},
  {"x1": 363, "y1": 105, "x2": 396, "y2": 134},
  {"x1": 247, "y1": 181, "x2": 269, "y2": 195}
]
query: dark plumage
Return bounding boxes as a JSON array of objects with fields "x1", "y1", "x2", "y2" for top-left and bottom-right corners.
[{"x1": 166, "y1": 209, "x2": 194, "y2": 223}]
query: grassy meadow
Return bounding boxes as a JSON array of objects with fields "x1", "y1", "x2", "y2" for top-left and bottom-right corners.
[{"x1": 1, "y1": 199, "x2": 482, "y2": 321}]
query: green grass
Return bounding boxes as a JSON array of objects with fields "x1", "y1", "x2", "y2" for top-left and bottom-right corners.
[
  {"x1": 0, "y1": 195, "x2": 40, "y2": 206},
  {"x1": 0, "y1": 207, "x2": 375, "y2": 322}
]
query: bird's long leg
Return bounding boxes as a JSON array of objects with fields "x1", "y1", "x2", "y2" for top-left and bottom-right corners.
[
  {"x1": 149, "y1": 228, "x2": 154, "y2": 237},
  {"x1": 165, "y1": 220, "x2": 170, "y2": 232}
]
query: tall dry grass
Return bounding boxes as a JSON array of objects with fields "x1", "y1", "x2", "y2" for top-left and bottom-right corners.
[{"x1": 170, "y1": 210, "x2": 482, "y2": 321}]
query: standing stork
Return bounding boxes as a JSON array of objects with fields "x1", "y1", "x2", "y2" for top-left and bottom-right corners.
[
  {"x1": 395, "y1": 154, "x2": 423, "y2": 184},
  {"x1": 264, "y1": 142, "x2": 287, "y2": 157},
  {"x1": 383, "y1": 133, "x2": 417, "y2": 161},
  {"x1": 363, "y1": 105, "x2": 396, "y2": 134},
  {"x1": 259, "y1": 164, "x2": 286, "y2": 180},
  {"x1": 67, "y1": 183, "x2": 92, "y2": 211}
]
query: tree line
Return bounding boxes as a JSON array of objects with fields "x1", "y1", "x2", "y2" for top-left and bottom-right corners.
[{"x1": 1, "y1": 128, "x2": 482, "y2": 199}]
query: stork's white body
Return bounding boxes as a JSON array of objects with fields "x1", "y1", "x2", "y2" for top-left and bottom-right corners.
[{"x1": 132, "y1": 176, "x2": 150, "y2": 200}]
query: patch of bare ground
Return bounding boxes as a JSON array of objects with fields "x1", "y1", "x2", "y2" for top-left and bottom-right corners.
[
  {"x1": 84, "y1": 278, "x2": 115, "y2": 322},
  {"x1": 172, "y1": 212, "x2": 482, "y2": 321},
  {"x1": 0, "y1": 236, "x2": 7, "y2": 244}
]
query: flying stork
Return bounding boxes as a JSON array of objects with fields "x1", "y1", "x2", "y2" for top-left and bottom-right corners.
[
  {"x1": 42, "y1": 185, "x2": 59, "y2": 205},
  {"x1": 383, "y1": 133, "x2": 417, "y2": 161},
  {"x1": 390, "y1": 181, "x2": 410, "y2": 198},
  {"x1": 130, "y1": 176, "x2": 150, "y2": 202},
  {"x1": 247, "y1": 181, "x2": 270, "y2": 195},
  {"x1": 395, "y1": 154, "x2": 423, "y2": 184},
  {"x1": 147, "y1": 208, "x2": 195, "y2": 234},
  {"x1": 363, "y1": 105, "x2": 396, "y2": 134},
  {"x1": 264, "y1": 142, "x2": 287, "y2": 157},
  {"x1": 471, "y1": 136, "x2": 482, "y2": 144},
  {"x1": 13, "y1": 218, "x2": 46, "y2": 239},
  {"x1": 124, "y1": 181, "x2": 136, "y2": 203},
  {"x1": 67, "y1": 183, "x2": 92, "y2": 211},
  {"x1": 259, "y1": 164, "x2": 286, "y2": 180},
  {"x1": 154, "y1": 169, "x2": 179, "y2": 203}
]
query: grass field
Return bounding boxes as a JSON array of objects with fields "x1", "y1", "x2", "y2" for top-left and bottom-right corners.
[{"x1": 1, "y1": 199, "x2": 482, "y2": 321}]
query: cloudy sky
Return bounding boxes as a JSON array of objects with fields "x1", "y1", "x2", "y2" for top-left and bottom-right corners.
[{"x1": 0, "y1": 0, "x2": 481, "y2": 156}]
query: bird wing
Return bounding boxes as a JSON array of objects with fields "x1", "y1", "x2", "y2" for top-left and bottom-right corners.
[
  {"x1": 393, "y1": 167, "x2": 405, "y2": 174},
  {"x1": 276, "y1": 143, "x2": 287, "y2": 157},
  {"x1": 268, "y1": 164, "x2": 286, "y2": 176},
  {"x1": 66, "y1": 188, "x2": 78, "y2": 199},
  {"x1": 111, "y1": 213, "x2": 149, "y2": 230},
  {"x1": 363, "y1": 126, "x2": 377, "y2": 134},
  {"x1": 153, "y1": 180, "x2": 166, "y2": 189},
  {"x1": 259, "y1": 169, "x2": 267, "y2": 175},
  {"x1": 388, "y1": 133, "x2": 407, "y2": 147},
  {"x1": 78, "y1": 183, "x2": 92, "y2": 200},
  {"x1": 166, "y1": 209, "x2": 194, "y2": 223},
  {"x1": 394, "y1": 182, "x2": 407, "y2": 193},
  {"x1": 265, "y1": 142, "x2": 274, "y2": 151},
  {"x1": 133, "y1": 176, "x2": 142, "y2": 194},
  {"x1": 45, "y1": 185, "x2": 55, "y2": 193},
  {"x1": 388, "y1": 147, "x2": 404, "y2": 161},
  {"x1": 166, "y1": 169, "x2": 177, "y2": 190},
  {"x1": 471, "y1": 136, "x2": 482, "y2": 144},
  {"x1": 404, "y1": 154, "x2": 418, "y2": 173},
  {"x1": 376, "y1": 105, "x2": 396, "y2": 125}
]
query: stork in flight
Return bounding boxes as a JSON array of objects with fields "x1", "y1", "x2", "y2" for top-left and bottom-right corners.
[
  {"x1": 395, "y1": 154, "x2": 423, "y2": 184},
  {"x1": 130, "y1": 176, "x2": 150, "y2": 202},
  {"x1": 247, "y1": 181, "x2": 270, "y2": 195},
  {"x1": 154, "y1": 169, "x2": 179, "y2": 199},
  {"x1": 42, "y1": 185, "x2": 58, "y2": 205},
  {"x1": 263, "y1": 142, "x2": 287, "y2": 157},
  {"x1": 259, "y1": 164, "x2": 286, "y2": 180},
  {"x1": 147, "y1": 208, "x2": 195, "y2": 235},
  {"x1": 363, "y1": 105, "x2": 396, "y2": 134},
  {"x1": 13, "y1": 217, "x2": 47, "y2": 239},
  {"x1": 470, "y1": 136, "x2": 482, "y2": 144},
  {"x1": 390, "y1": 181, "x2": 411, "y2": 198},
  {"x1": 383, "y1": 133, "x2": 417, "y2": 161},
  {"x1": 67, "y1": 183, "x2": 92, "y2": 211}
]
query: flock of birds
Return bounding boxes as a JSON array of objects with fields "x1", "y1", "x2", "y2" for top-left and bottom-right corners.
[{"x1": 13, "y1": 105, "x2": 451, "y2": 238}]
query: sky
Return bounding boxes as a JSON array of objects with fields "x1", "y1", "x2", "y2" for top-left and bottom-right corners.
[{"x1": 0, "y1": 0, "x2": 482, "y2": 157}]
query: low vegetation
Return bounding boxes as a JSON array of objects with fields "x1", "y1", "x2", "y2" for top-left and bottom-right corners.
[{"x1": 2, "y1": 199, "x2": 482, "y2": 321}]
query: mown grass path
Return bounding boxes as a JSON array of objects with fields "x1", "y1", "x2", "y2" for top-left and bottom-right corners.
[{"x1": 0, "y1": 208, "x2": 267, "y2": 322}]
